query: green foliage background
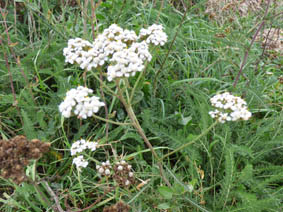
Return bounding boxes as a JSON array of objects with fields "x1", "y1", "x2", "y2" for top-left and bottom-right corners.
[{"x1": 0, "y1": 0, "x2": 282, "y2": 211}]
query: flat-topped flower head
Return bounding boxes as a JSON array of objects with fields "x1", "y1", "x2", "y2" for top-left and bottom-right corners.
[
  {"x1": 59, "y1": 86, "x2": 105, "y2": 119},
  {"x1": 63, "y1": 24, "x2": 167, "y2": 81},
  {"x1": 209, "y1": 92, "x2": 252, "y2": 123}
]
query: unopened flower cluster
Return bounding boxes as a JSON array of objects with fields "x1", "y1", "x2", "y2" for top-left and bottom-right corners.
[
  {"x1": 96, "y1": 160, "x2": 135, "y2": 187},
  {"x1": 59, "y1": 86, "x2": 104, "y2": 119},
  {"x1": 113, "y1": 160, "x2": 135, "y2": 187},
  {"x1": 96, "y1": 160, "x2": 112, "y2": 176},
  {"x1": 71, "y1": 139, "x2": 98, "y2": 169},
  {"x1": 63, "y1": 24, "x2": 167, "y2": 81},
  {"x1": 209, "y1": 92, "x2": 252, "y2": 123}
]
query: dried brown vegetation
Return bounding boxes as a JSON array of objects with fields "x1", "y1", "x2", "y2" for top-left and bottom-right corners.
[
  {"x1": 103, "y1": 201, "x2": 131, "y2": 212},
  {"x1": 0, "y1": 136, "x2": 50, "y2": 184},
  {"x1": 205, "y1": 0, "x2": 263, "y2": 23},
  {"x1": 113, "y1": 161, "x2": 135, "y2": 188},
  {"x1": 256, "y1": 28, "x2": 283, "y2": 55}
]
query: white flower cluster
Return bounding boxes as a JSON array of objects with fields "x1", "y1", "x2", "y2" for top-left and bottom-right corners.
[
  {"x1": 59, "y1": 86, "x2": 105, "y2": 119},
  {"x1": 209, "y1": 92, "x2": 252, "y2": 123},
  {"x1": 73, "y1": 155, "x2": 88, "y2": 169},
  {"x1": 139, "y1": 24, "x2": 168, "y2": 46},
  {"x1": 71, "y1": 139, "x2": 98, "y2": 170},
  {"x1": 107, "y1": 49, "x2": 145, "y2": 81},
  {"x1": 63, "y1": 38, "x2": 93, "y2": 68},
  {"x1": 96, "y1": 160, "x2": 112, "y2": 176},
  {"x1": 70, "y1": 139, "x2": 97, "y2": 156},
  {"x1": 129, "y1": 41, "x2": 152, "y2": 62},
  {"x1": 63, "y1": 24, "x2": 167, "y2": 81}
]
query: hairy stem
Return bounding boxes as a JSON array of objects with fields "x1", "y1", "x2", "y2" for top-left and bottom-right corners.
[
  {"x1": 99, "y1": 69, "x2": 110, "y2": 140},
  {"x1": 90, "y1": 71, "x2": 118, "y2": 97},
  {"x1": 116, "y1": 79, "x2": 171, "y2": 187}
]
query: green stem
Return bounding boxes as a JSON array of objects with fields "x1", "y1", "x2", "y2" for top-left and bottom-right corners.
[
  {"x1": 130, "y1": 60, "x2": 151, "y2": 102},
  {"x1": 92, "y1": 114, "x2": 131, "y2": 126},
  {"x1": 116, "y1": 79, "x2": 171, "y2": 187},
  {"x1": 77, "y1": 169, "x2": 85, "y2": 198},
  {"x1": 130, "y1": 71, "x2": 143, "y2": 102},
  {"x1": 161, "y1": 121, "x2": 218, "y2": 160},
  {"x1": 124, "y1": 78, "x2": 131, "y2": 104},
  {"x1": 98, "y1": 68, "x2": 110, "y2": 140},
  {"x1": 90, "y1": 71, "x2": 118, "y2": 97},
  {"x1": 28, "y1": 178, "x2": 52, "y2": 208}
]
